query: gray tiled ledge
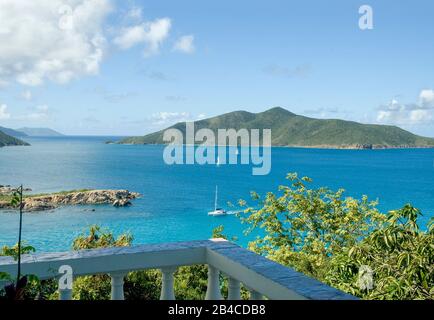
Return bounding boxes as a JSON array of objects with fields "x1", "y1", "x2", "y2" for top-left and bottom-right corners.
[{"x1": 0, "y1": 239, "x2": 357, "y2": 300}]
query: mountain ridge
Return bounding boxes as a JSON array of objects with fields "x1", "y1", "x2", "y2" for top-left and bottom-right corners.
[
  {"x1": 16, "y1": 127, "x2": 64, "y2": 137},
  {"x1": 118, "y1": 107, "x2": 434, "y2": 149}
]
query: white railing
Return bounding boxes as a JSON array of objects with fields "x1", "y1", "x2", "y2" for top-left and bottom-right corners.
[{"x1": 0, "y1": 239, "x2": 356, "y2": 300}]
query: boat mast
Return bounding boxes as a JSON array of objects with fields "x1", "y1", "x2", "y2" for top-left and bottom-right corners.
[{"x1": 214, "y1": 185, "x2": 218, "y2": 211}]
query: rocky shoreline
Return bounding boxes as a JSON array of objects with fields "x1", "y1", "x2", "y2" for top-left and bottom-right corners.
[
  {"x1": 0, "y1": 188, "x2": 140, "y2": 212},
  {"x1": 279, "y1": 144, "x2": 434, "y2": 150},
  {"x1": 116, "y1": 141, "x2": 434, "y2": 150}
]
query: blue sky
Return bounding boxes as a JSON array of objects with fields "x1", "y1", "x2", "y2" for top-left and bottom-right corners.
[{"x1": 0, "y1": 0, "x2": 433, "y2": 136}]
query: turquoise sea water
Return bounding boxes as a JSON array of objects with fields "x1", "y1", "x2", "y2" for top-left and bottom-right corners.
[{"x1": 0, "y1": 136, "x2": 433, "y2": 252}]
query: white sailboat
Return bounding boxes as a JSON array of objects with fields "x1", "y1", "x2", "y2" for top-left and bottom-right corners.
[{"x1": 208, "y1": 185, "x2": 227, "y2": 216}]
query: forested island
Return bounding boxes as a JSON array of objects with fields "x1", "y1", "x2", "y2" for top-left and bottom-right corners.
[{"x1": 118, "y1": 107, "x2": 434, "y2": 149}]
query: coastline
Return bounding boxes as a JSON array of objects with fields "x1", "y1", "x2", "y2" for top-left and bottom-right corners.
[
  {"x1": 115, "y1": 141, "x2": 434, "y2": 150},
  {"x1": 0, "y1": 188, "x2": 141, "y2": 212},
  {"x1": 1, "y1": 138, "x2": 433, "y2": 252}
]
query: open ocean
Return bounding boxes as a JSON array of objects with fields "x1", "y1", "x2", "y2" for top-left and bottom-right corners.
[{"x1": 1, "y1": 136, "x2": 433, "y2": 252}]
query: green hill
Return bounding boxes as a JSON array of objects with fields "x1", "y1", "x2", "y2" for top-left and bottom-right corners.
[
  {"x1": 118, "y1": 107, "x2": 434, "y2": 149},
  {"x1": 0, "y1": 130, "x2": 30, "y2": 147}
]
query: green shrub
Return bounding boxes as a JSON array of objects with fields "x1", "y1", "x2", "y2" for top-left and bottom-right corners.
[
  {"x1": 240, "y1": 173, "x2": 434, "y2": 300},
  {"x1": 3, "y1": 173, "x2": 432, "y2": 300}
]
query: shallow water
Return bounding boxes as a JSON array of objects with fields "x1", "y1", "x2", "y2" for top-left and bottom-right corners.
[{"x1": 1, "y1": 136, "x2": 433, "y2": 252}]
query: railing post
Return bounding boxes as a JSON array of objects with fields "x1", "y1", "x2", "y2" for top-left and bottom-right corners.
[
  {"x1": 227, "y1": 277, "x2": 241, "y2": 300},
  {"x1": 110, "y1": 272, "x2": 126, "y2": 300},
  {"x1": 205, "y1": 265, "x2": 222, "y2": 300},
  {"x1": 160, "y1": 267, "x2": 177, "y2": 300}
]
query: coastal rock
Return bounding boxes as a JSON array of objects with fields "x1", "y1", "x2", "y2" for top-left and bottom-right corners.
[
  {"x1": 113, "y1": 199, "x2": 132, "y2": 207},
  {"x1": 23, "y1": 201, "x2": 57, "y2": 212},
  {"x1": 0, "y1": 189, "x2": 140, "y2": 212}
]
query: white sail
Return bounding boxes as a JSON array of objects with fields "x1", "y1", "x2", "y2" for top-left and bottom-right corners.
[
  {"x1": 214, "y1": 185, "x2": 218, "y2": 211},
  {"x1": 208, "y1": 185, "x2": 226, "y2": 216}
]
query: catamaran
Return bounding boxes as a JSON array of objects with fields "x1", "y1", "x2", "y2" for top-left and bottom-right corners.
[{"x1": 208, "y1": 185, "x2": 226, "y2": 216}]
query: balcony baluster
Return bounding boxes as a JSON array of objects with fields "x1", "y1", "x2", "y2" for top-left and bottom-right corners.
[{"x1": 160, "y1": 267, "x2": 177, "y2": 300}]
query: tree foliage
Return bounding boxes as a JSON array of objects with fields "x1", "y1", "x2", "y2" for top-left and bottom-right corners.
[
  {"x1": 0, "y1": 186, "x2": 36, "y2": 300},
  {"x1": 2, "y1": 174, "x2": 432, "y2": 300},
  {"x1": 1, "y1": 242, "x2": 35, "y2": 260},
  {"x1": 240, "y1": 173, "x2": 434, "y2": 300},
  {"x1": 70, "y1": 225, "x2": 161, "y2": 300}
]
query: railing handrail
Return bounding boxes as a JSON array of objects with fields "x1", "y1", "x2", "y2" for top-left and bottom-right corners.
[{"x1": 0, "y1": 239, "x2": 357, "y2": 300}]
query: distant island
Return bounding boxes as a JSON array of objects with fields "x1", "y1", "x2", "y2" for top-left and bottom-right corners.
[
  {"x1": 16, "y1": 127, "x2": 64, "y2": 137},
  {"x1": 118, "y1": 107, "x2": 434, "y2": 149},
  {"x1": 0, "y1": 130, "x2": 30, "y2": 147},
  {"x1": 0, "y1": 126, "x2": 65, "y2": 147}
]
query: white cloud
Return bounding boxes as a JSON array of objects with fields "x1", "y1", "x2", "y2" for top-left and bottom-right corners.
[
  {"x1": 376, "y1": 91, "x2": 434, "y2": 125},
  {"x1": 420, "y1": 89, "x2": 434, "y2": 108},
  {"x1": 126, "y1": 6, "x2": 142, "y2": 20},
  {"x1": 0, "y1": 104, "x2": 11, "y2": 120},
  {"x1": 0, "y1": 80, "x2": 9, "y2": 88},
  {"x1": 0, "y1": 103, "x2": 50, "y2": 122},
  {"x1": 0, "y1": 0, "x2": 112, "y2": 86},
  {"x1": 151, "y1": 111, "x2": 190, "y2": 125},
  {"x1": 21, "y1": 90, "x2": 33, "y2": 101},
  {"x1": 113, "y1": 24, "x2": 146, "y2": 49},
  {"x1": 27, "y1": 105, "x2": 50, "y2": 120},
  {"x1": 376, "y1": 108, "x2": 433, "y2": 125},
  {"x1": 304, "y1": 107, "x2": 342, "y2": 118},
  {"x1": 151, "y1": 111, "x2": 205, "y2": 126},
  {"x1": 173, "y1": 35, "x2": 195, "y2": 54},
  {"x1": 409, "y1": 109, "x2": 432, "y2": 123},
  {"x1": 114, "y1": 18, "x2": 171, "y2": 56}
]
